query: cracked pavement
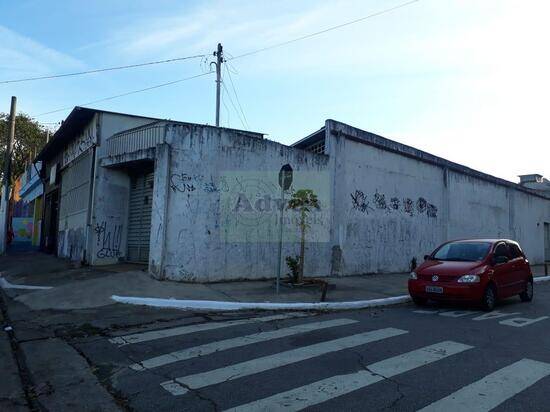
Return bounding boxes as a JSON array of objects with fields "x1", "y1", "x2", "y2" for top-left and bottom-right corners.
[
  {"x1": 2, "y1": 252, "x2": 550, "y2": 411},
  {"x1": 61, "y1": 282, "x2": 550, "y2": 411}
]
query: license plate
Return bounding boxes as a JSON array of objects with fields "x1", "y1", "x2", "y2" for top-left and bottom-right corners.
[{"x1": 426, "y1": 286, "x2": 443, "y2": 294}]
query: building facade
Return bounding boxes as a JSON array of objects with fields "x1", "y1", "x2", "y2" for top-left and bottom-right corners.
[
  {"x1": 36, "y1": 107, "x2": 160, "y2": 261},
  {"x1": 37, "y1": 109, "x2": 550, "y2": 281},
  {"x1": 15, "y1": 161, "x2": 44, "y2": 247}
]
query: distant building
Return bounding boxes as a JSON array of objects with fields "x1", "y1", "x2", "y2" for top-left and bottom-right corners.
[
  {"x1": 519, "y1": 174, "x2": 550, "y2": 196},
  {"x1": 36, "y1": 107, "x2": 161, "y2": 259},
  {"x1": 16, "y1": 161, "x2": 44, "y2": 248},
  {"x1": 35, "y1": 109, "x2": 550, "y2": 280}
]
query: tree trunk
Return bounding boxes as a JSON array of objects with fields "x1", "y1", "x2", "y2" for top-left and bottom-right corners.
[{"x1": 298, "y1": 209, "x2": 306, "y2": 283}]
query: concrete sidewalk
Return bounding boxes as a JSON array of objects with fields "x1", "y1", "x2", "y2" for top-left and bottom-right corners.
[
  {"x1": 0, "y1": 251, "x2": 409, "y2": 311},
  {"x1": 1, "y1": 251, "x2": 548, "y2": 312},
  {"x1": 0, "y1": 310, "x2": 29, "y2": 411}
]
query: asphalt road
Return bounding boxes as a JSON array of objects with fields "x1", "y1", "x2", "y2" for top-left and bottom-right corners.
[{"x1": 74, "y1": 282, "x2": 550, "y2": 411}]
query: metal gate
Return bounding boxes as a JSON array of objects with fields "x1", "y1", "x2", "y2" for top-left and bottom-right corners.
[{"x1": 127, "y1": 172, "x2": 154, "y2": 262}]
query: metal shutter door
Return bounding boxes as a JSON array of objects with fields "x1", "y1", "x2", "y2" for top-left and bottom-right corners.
[{"x1": 127, "y1": 172, "x2": 154, "y2": 262}]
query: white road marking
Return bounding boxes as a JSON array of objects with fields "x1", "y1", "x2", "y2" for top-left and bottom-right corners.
[
  {"x1": 418, "y1": 358, "x2": 550, "y2": 412},
  {"x1": 224, "y1": 341, "x2": 472, "y2": 412},
  {"x1": 438, "y1": 310, "x2": 479, "y2": 318},
  {"x1": 472, "y1": 311, "x2": 520, "y2": 321},
  {"x1": 160, "y1": 327, "x2": 408, "y2": 396},
  {"x1": 109, "y1": 313, "x2": 311, "y2": 346},
  {"x1": 499, "y1": 316, "x2": 549, "y2": 328},
  {"x1": 130, "y1": 318, "x2": 358, "y2": 371},
  {"x1": 413, "y1": 310, "x2": 439, "y2": 314}
]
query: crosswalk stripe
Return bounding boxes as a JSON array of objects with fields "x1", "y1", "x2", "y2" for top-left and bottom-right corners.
[
  {"x1": 109, "y1": 312, "x2": 310, "y2": 346},
  {"x1": 417, "y1": 358, "x2": 550, "y2": 412},
  {"x1": 160, "y1": 327, "x2": 408, "y2": 396},
  {"x1": 224, "y1": 340, "x2": 472, "y2": 411},
  {"x1": 130, "y1": 318, "x2": 359, "y2": 371}
]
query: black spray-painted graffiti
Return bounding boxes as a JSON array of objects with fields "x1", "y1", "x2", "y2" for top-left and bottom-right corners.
[
  {"x1": 170, "y1": 173, "x2": 196, "y2": 192},
  {"x1": 350, "y1": 190, "x2": 374, "y2": 214},
  {"x1": 390, "y1": 197, "x2": 400, "y2": 210},
  {"x1": 170, "y1": 173, "x2": 229, "y2": 193},
  {"x1": 62, "y1": 126, "x2": 95, "y2": 166},
  {"x1": 351, "y1": 191, "x2": 438, "y2": 218},
  {"x1": 94, "y1": 221, "x2": 122, "y2": 258},
  {"x1": 373, "y1": 191, "x2": 387, "y2": 210}
]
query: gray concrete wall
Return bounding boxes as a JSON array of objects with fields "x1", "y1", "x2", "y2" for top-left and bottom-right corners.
[
  {"x1": 88, "y1": 113, "x2": 158, "y2": 265},
  {"x1": 57, "y1": 116, "x2": 98, "y2": 261},
  {"x1": 151, "y1": 124, "x2": 331, "y2": 281},
  {"x1": 326, "y1": 120, "x2": 550, "y2": 275},
  {"x1": 55, "y1": 112, "x2": 157, "y2": 264}
]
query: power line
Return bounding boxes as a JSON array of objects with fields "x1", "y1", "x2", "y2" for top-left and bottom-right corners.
[
  {"x1": 224, "y1": 63, "x2": 249, "y2": 130},
  {"x1": 221, "y1": 81, "x2": 247, "y2": 130},
  {"x1": 220, "y1": 83, "x2": 231, "y2": 127},
  {"x1": 0, "y1": 54, "x2": 206, "y2": 84},
  {"x1": 28, "y1": 0, "x2": 420, "y2": 120},
  {"x1": 35, "y1": 71, "x2": 214, "y2": 117},
  {"x1": 228, "y1": 0, "x2": 419, "y2": 61}
]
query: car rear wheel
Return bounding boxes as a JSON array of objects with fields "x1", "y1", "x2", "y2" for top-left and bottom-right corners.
[
  {"x1": 412, "y1": 296, "x2": 427, "y2": 306},
  {"x1": 481, "y1": 284, "x2": 496, "y2": 312},
  {"x1": 519, "y1": 279, "x2": 533, "y2": 302}
]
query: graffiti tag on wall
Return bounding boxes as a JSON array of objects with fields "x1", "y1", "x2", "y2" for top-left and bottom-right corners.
[
  {"x1": 351, "y1": 190, "x2": 438, "y2": 218},
  {"x1": 94, "y1": 221, "x2": 122, "y2": 258},
  {"x1": 62, "y1": 122, "x2": 96, "y2": 166},
  {"x1": 170, "y1": 173, "x2": 229, "y2": 193}
]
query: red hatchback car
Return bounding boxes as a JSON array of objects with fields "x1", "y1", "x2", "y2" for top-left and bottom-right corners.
[{"x1": 408, "y1": 239, "x2": 534, "y2": 311}]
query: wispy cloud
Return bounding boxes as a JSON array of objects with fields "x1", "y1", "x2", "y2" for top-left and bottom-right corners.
[{"x1": 0, "y1": 25, "x2": 84, "y2": 79}]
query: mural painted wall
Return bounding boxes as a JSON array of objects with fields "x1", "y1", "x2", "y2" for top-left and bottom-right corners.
[{"x1": 12, "y1": 217, "x2": 33, "y2": 242}]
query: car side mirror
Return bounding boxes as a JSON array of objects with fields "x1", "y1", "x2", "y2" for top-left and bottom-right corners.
[
  {"x1": 424, "y1": 255, "x2": 431, "y2": 261},
  {"x1": 493, "y1": 255, "x2": 509, "y2": 265}
]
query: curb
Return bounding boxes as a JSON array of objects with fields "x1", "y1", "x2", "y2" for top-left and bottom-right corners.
[
  {"x1": 111, "y1": 294, "x2": 411, "y2": 312},
  {"x1": 0, "y1": 276, "x2": 53, "y2": 290},
  {"x1": 534, "y1": 276, "x2": 550, "y2": 283}
]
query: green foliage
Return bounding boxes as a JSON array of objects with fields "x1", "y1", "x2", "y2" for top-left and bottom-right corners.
[
  {"x1": 287, "y1": 189, "x2": 320, "y2": 215},
  {"x1": 0, "y1": 113, "x2": 48, "y2": 183},
  {"x1": 287, "y1": 189, "x2": 320, "y2": 283},
  {"x1": 285, "y1": 255, "x2": 300, "y2": 283}
]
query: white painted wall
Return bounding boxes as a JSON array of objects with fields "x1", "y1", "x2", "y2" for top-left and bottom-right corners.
[
  {"x1": 150, "y1": 124, "x2": 331, "y2": 281},
  {"x1": 88, "y1": 112, "x2": 158, "y2": 265},
  {"x1": 326, "y1": 119, "x2": 550, "y2": 275},
  {"x1": 56, "y1": 111, "x2": 157, "y2": 264},
  {"x1": 79, "y1": 116, "x2": 549, "y2": 279}
]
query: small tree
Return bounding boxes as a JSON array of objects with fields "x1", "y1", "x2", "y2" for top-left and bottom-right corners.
[
  {"x1": 287, "y1": 189, "x2": 319, "y2": 283},
  {"x1": 0, "y1": 113, "x2": 48, "y2": 184}
]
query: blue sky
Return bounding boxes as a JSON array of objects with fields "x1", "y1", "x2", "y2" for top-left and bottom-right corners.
[{"x1": 1, "y1": 0, "x2": 548, "y2": 182}]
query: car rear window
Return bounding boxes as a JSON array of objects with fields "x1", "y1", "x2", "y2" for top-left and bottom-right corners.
[{"x1": 432, "y1": 241, "x2": 492, "y2": 262}]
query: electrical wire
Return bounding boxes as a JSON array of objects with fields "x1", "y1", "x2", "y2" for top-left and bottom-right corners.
[
  {"x1": 221, "y1": 81, "x2": 247, "y2": 129},
  {"x1": 35, "y1": 71, "x2": 214, "y2": 117},
  {"x1": 228, "y1": 0, "x2": 419, "y2": 61},
  {"x1": 27, "y1": 0, "x2": 419, "y2": 119},
  {"x1": 0, "y1": 54, "x2": 206, "y2": 84},
  {"x1": 220, "y1": 83, "x2": 231, "y2": 127},
  {"x1": 224, "y1": 64, "x2": 249, "y2": 130}
]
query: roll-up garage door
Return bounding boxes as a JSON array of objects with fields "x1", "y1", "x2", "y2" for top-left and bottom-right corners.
[{"x1": 127, "y1": 172, "x2": 154, "y2": 262}]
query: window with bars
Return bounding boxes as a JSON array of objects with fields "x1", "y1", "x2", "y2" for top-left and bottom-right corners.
[{"x1": 305, "y1": 140, "x2": 325, "y2": 155}]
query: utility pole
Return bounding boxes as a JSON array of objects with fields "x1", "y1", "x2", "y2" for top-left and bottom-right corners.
[
  {"x1": 214, "y1": 43, "x2": 223, "y2": 127},
  {"x1": 0, "y1": 96, "x2": 16, "y2": 254}
]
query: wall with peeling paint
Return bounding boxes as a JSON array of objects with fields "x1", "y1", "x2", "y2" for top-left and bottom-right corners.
[
  {"x1": 54, "y1": 112, "x2": 548, "y2": 279},
  {"x1": 88, "y1": 113, "x2": 159, "y2": 265},
  {"x1": 55, "y1": 112, "x2": 158, "y2": 264},
  {"x1": 325, "y1": 119, "x2": 550, "y2": 275},
  {"x1": 150, "y1": 124, "x2": 331, "y2": 281}
]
